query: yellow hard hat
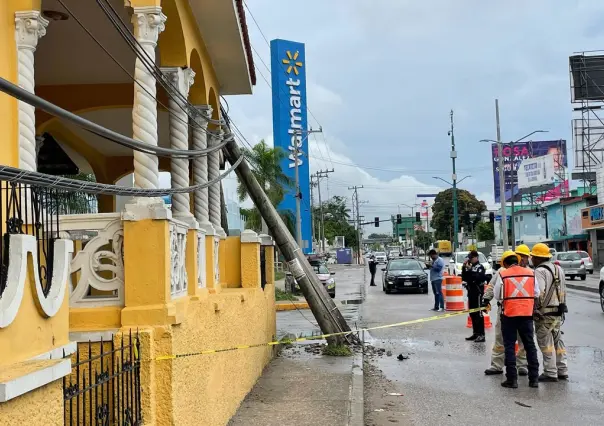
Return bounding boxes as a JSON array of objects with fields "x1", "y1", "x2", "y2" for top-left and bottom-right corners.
[
  {"x1": 500, "y1": 250, "x2": 519, "y2": 266},
  {"x1": 515, "y1": 244, "x2": 530, "y2": 257},
  {"x1": 530, "y1": 243, "x2": 552, "y2": 258}
]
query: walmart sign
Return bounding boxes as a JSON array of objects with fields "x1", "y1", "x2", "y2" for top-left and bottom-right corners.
[{"x1": 271, "y1": 39, "x2": 311, "y2": 252}]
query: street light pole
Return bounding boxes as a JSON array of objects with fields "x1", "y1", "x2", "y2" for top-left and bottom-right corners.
[
  {"x1": 495, "y1": 99, "x2": 509, "y2": 251},
  {"x1": 449, "y1": 110, "x2": 459, "y2": 251}
]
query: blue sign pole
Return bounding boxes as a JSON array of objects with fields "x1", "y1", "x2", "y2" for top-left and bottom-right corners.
[{"x1": 270, "y1": 39, "x2": 312, "y2": 253}]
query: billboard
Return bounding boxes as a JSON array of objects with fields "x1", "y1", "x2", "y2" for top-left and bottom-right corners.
[
  {"x1": 270, "y1": 39, "x2": 311, "y2": 252},
  {"x1": 491, "y1": 140, "x2": 568, "y2": 203},
  {"x1": 517, "y1": 154, "x2": 556, "y2": 189}
]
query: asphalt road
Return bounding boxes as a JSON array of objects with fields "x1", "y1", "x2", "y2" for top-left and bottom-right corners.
[{"x1": 361, "y1": 266, "x2": 604, "y2": 426}]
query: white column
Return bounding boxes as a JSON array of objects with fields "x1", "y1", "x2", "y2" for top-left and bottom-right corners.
[
  {"x1": 131, "y1": 6, "x2": 166, "y2": 190},
  {"x1": 191, "y1": 106, "x2": 212, "y2": 231},
  {"x1": 15, "y1": 11, "x2": 48, "y2": 172},
  {"x1": 208, "y1": 129, "x2": 223, "y2": 232},
  {"x1": 161, "y1": 67, "x2": 195, "y2": 219}
]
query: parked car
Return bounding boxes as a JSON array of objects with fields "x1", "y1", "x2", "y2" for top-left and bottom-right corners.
[
  {"x1": 553, "y1": 252, "x2": 587, "y2": 281},
  {"x1": 374, "y1": 252, "x2": 387, "y2": 264},
  {"x1": 382, "y1": 258, "x2": 429, "y2": 294},
  {"x1": 388, "y1": 250, "x2": 401, "y2": 260},
  {"x1": 285, "y1": 261, "x2": 336, "y2": 297},
  {"x1": 449, "y1": 251, "x2": 494, "y2": 282},
  {"x1": 577, "y1": 251, "x2": 594, "y2": 274},
  {"x1": 599, "y1": 266, "x2": 604, "y2": 313}
]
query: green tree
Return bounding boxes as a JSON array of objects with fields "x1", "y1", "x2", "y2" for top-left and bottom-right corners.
[
  {"x1": 368, "y1": 233, "x2": 391, "y2": 239},
  {"x1": 314, "y1": 196, "x2": 358, "y2": 248},
  {"x1": 237, "y1": 140, "x2": 294, "y2": 235},
  {"x1": 414, "y1": 229, "x2": 433, "y2": 250},
  {"x1": 476, "y1": 221, "x2": 495, "y2": 241},
  {"x1": 430, "y1": 189, "x2": 487, "y2": 240}
]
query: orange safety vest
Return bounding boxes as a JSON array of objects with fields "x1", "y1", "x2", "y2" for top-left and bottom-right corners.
[{"x1": 500, "y1": 266, "x2": 535, "y2": 317}]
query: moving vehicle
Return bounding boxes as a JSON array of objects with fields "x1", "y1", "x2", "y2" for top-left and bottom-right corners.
[
  {"x1": 577, "y1": 251, "x2": 594, "y2": 274},
  {"x1": 449, "y1": 251, "x2": 494, "y2": 282},
  {"x1": 553, "y1": 252, "x2": 587, "y2": 281},
  {"x1": 374, "y1": 252, "x2": 387, "y2": 264},
  {"x1": 436, "y1": 240, "x2": 452, "y2": 256},
  {"x1": 598, "y1": 266, "x2": 604, "y2": 313},
  {"x1": 382, "y1": 258, "x2": 429, "y2": 294},
  {"x1": 490, "y1": 244, "x2": 505, "y2": 270},
  {"x1": 285, "y1": 260, "x2": 336, "y2": 298},
  {"x1": 388, "y1": 250, "x2": 401, "y2": 260}
]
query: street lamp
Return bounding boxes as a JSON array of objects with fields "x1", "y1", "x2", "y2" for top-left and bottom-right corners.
[
  {"x1": 480, "y1": 129, "x2": 548, "y2": 249},
  {"x1": 433, "y1": 175, "x2": 471, "y2": 249}
]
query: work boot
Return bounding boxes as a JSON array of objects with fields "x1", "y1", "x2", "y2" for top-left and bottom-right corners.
[
  {"x1": 465, "y1": 334, "x2": 478, "y2": 341},
  {"x1": 538, "y1": 374, "x2": 559, "y2": 382},
  {"x1": 484, "y1": 367, "x2": 503, "y2": 375},
  {"x1": 558, "y1": 374, "x2": 569, "y2": 380},
  {"x1": 529, "y1": 381, "x2": 539, "y2": 388},
  {"x1": 518, "y1": 368, "x2": 528, "y2": 377},
  {"x1": 474, "y1": 335, "x2": 486, "y2": 343},
  {"x1": 501, "y1": 378, "x2": 518, "y2": 388}
]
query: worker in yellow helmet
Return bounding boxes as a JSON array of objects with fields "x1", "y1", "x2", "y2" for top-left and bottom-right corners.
[
  {"x1": 482, "y1": 245, "x2": 530, "y2": 376},
  {"x1": 531, "y1": 243, "x2": 569, "y2": 382}
]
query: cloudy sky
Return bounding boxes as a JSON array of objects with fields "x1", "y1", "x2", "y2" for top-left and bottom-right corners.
[{"x1": 221, "y1": 0, "x2": 604, "y2": 232}]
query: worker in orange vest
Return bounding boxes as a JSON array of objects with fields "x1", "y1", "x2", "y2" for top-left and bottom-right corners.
[{"x1": 487, "y1": 251, "x2": 540, "y2": 388}]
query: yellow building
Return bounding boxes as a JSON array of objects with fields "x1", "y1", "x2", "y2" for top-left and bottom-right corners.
[{"x1": 0, "y1": 1, "x2": 276, "y2": 425}]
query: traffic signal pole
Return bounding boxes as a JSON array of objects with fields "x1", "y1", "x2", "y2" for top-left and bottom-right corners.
[{"x1": 450, "y1": 110, "x2": 459, "y2": 251}]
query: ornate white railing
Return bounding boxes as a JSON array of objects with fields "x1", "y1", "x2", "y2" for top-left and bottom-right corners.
[
  {"x1": 59, "y1": 213, "x2": 124, "y2": 308},
  {"x1": 170, "y1": 219, "x2": 188, "y2": 298}
]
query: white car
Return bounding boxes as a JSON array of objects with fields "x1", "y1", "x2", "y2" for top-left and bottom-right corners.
[
  {"x1": 449, "y1": 251, "x2": 494, "y2": 281},
  {"x1": 374, "y1": 252, "x2": 387, "y2": 264}
]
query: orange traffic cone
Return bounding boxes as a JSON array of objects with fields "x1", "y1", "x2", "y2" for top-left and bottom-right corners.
[
  {"x1": 466, "y1": 315, "x2": 472, "y2": 328},
  {"x1": 484, "y1": 312, "x2": 492, "y2": 329},
  {"x1": 515, "y1": 342, "x2": 519, "y2": 355}
]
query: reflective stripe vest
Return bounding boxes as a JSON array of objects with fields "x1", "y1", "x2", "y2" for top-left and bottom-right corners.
[{"x1": 500, "y1": 265, "x2": 535, "y2": 317}]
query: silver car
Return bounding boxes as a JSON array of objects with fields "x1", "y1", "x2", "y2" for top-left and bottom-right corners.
[
  {"x1": 553, "y1": 252, "x2": 587, "y2": 281},
  {"x1": 577, "y1": 251, "x2": 594, "y2": 274}
]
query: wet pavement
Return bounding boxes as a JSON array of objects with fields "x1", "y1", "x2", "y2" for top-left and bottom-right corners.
[
  {"x1": 362, "y1": 267, "x2": 604, "y2": 425},
  {"x1": 276, "y1": 264, "x2": 365, "y2": 340}
]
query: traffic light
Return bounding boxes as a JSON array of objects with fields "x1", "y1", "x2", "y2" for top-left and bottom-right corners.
[
  {"x1": 396, "y1": 214, "x2": 402, "y2": 224},
  {"x1": 374, "y1": 217, "x2": 379, "y2": 227},
  {"x1": 415, "y1": 212, "x2": 421, "y2": 222},
  {"x1": 489, "y1": 212, "x2": 495, "y2": 223}
]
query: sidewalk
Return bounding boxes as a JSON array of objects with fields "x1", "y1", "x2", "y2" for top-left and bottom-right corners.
[
  {"x1": 229, "y1": 345, "x2": 363, "y2": 426},
  {"x1": 566, "y1": 274, "x2": 600, "y2": 294}
]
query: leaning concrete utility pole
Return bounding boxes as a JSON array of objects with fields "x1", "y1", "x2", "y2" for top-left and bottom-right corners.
[
  {"x1": 495, "y1": 99, "x2": 509, "y2": 251},
  {"x1": 223, "y1": 139, "x2": 351, "y2": 344}
]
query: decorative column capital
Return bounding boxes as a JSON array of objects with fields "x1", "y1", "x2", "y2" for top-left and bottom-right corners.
[
  {"x1": 193, "y1": 105, "x2": 213, "y2": 125},
  {"x1": 131, "y1": 6, "x2": 166, "y2": 47},
  {"x1": 161, "y1": 67, "x2": 195, "y2": 98},
  {"x1": 15, "y1": 11, "x2": 49, "y2": 51}
]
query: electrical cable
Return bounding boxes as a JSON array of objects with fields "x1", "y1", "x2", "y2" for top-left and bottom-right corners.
[
  {"x1": 0, "y1": 155, "x2": 243, "y2": 197},
  {"x1": 0, "y1": 77, "x2": 231, "y2": 159}
]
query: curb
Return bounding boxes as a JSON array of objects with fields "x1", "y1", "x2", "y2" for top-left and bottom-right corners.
[
  {"x1": 566, "y1": 283, "x2": 600, "y2": 294},
  {"x1": 276, "y1": 301, "x2": 310, "y2": 311},
  {"x1": 347, "y1": 352, "x2": 364, "y2": 426}
]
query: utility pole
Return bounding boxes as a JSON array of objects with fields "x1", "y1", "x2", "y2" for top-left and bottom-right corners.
[
  {"x1": 449, "y1": 110, "x2": 459, "y2": 251},
  {"x1": 315, "y1": 169, "x2": 334, "y2": 252},
  {"x1": 348, "y1": 185, "x2": 363, "y2": 263},
  {"x1": 310, "y1": 175, "x2": 317, "y2": 251},
  {"x1": 293, "y1": 128, "x2": 322, "y2": 250},
  {"x1": 495, "y1": 99, "x2": 509, "y2": 250},
  {"x1": 223, "y1": 138, "x2": 352, "y2": 345}
]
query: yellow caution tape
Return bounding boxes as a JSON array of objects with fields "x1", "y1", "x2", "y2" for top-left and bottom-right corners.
[{"x1": 154, "y1": 307, "x2": 487, "y2": 361}]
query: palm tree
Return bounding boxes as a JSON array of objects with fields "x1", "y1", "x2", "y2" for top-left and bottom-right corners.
[{"x1": 237, "y1": 140, "x2": 293, "y2": 234}]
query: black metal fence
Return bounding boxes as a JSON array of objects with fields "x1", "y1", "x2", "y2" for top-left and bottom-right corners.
[
  {"x1": 0, "y1": 180, "x2": 98, "y2": 297},
  {"x1": 63, "y1": 330, "x2": 142, "y2": 426}
]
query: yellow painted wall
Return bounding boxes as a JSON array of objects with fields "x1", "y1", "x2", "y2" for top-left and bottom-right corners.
[
  {"x1": 0, "y1": 258, "x2": 70, "y2": 367},
  {"x1": 0, "y1": 380, "x2": 62, "y2": 426},
  {"x1": 224, "y1": 236, "x2": 241, "y2": 288},
  {"x1": 241, "y1": 242, "x2": 261, "y2": 289}
]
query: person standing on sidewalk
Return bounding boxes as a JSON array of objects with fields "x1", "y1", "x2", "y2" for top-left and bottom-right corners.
[
  {"x1": 530, "y1": 243, "x2": 569, "y2": 382},
  {"x1": 483, "y1": 244, "x2": 531, "y2": 376},
  {"x1": 368, "y1": 255, "x2": 377, "y2": 287},
  {"x1": 490, "y1": 251, "x2": 540, "y2": 388},
  {"x1": 462, "y1": 250, "x2": 486, "y2": 342},
  {"x1": 426, "y1": 249, "x2": 445, "y2": 311}
]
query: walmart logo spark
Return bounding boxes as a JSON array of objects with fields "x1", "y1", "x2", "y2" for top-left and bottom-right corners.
[{"x1": 282, "y1": 51, "x2": 303, "y2": 75}]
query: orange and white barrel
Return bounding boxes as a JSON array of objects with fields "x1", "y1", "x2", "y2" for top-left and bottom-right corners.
[{"x1": 445, "y1": 276, "x2": 465, "y2": 311}]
